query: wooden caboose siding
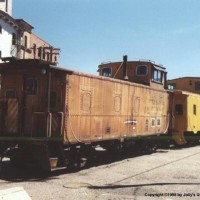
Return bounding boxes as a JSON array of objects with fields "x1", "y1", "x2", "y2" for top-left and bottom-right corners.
[
  {"x1": 167, "y1": 77, "x2": 200, "y2": 94},
  {"x1": 0, "y1": 65, "x2": 67, "y2": 137},
  {"x1": 65, "y1": 71, "x2": 169, "y2": 144},
  {"x1": 1, "y1": 68, "x2": 49, "y2": 111},
  {"x1": 0, "y1": 68, "x2": 50, "y2": 136}
]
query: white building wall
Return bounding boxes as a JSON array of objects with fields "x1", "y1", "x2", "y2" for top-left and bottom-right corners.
[
  {"x1": 0, "y1": 0, "x2": 12, "y2": 16},
  {"x1": 0, "y1": 18, "x2": 17, "y2": 62}
]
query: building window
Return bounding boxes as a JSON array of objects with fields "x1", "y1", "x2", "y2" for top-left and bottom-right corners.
[
  {"x1": 12, "y1": 33, "x2": 16, "y2": 45},
  {"x1": 193, "y1": 104, "x2": 197, "y2": 115},
  {"x1": 47, "y1": 52, "x2": 50, "y2": 61},
  {"x1": 175, "y1": 104, "x2": 183, "y2": 115},
  {"x1": 43, "y1": 48, "x2": 46, "y2": 59},
  {"x1": 0, "y1": 25, "x2": 2, "y2": 34},
  {"x1": 153, "y1": 69, "x2": 162, "y2": 83},
  {"x1": 168, "y1": 83, "x2": 176, "y2": 90},
  {"x1": 38, "y1": 47, "x2": 42, "y2": 58},
  {"x1": 195, "y1": 81, "x2": 200, "y2": 91},
  {"x1": 33, "y1": 43, "x2": 36, "y2": 58},
  {"x1": 102, "y1": 67, "x2": 112, "y2": 77},
  {"x1": 136, "y1": 65, "x2": 148, "y2": 76},
  {"x1": 24, "y1": 36, "x2": 27, "y2": 48}
]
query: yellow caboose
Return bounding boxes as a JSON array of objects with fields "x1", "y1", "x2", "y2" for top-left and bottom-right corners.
[{"x1": 172, "y1": 90, "x2": 200, "y2": 144}]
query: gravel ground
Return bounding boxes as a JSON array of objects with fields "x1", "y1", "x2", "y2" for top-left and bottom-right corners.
[{"x1": 0, "y1": 145, "x2": 200, "y2": 200}]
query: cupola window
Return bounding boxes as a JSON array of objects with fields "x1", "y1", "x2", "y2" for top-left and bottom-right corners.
[
  {"x1": 102, "y1": 67, "x2": 112, "y2": 77},
  {"x1": 152, "y1": 65, "x2": 164, "y2": 83},
  {"x1": 136, "y1": 65, "x2": 148, "y2": 76},
  {"x1": 168, "y1": 83, "x2": 176, "y2": 90}
]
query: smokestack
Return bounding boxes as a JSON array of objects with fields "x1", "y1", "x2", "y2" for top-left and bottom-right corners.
[{"x1": 123, "y1": 55, "x2": 128, "y2": 80}]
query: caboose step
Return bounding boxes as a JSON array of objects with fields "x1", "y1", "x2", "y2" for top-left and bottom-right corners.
[{"x1": 49, "y1": 157, "x2": 58, "y2": 169}]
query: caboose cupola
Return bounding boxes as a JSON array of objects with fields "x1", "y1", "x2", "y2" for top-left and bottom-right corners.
[{"x1": 98, "y1": 56, "x2": 167, "y2": 89}]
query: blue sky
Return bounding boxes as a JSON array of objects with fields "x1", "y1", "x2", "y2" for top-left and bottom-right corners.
[{"x1": 13, "y1": 0, "x2": 200, "y2": 79}]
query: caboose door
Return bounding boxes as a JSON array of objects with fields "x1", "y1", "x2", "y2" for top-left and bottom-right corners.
[
  {"x1": 22, "y1": 74, "x2": 64, "y2": 138},
  {"x1": 22, "y1": 76, "x2": 42, "y2": 136}
]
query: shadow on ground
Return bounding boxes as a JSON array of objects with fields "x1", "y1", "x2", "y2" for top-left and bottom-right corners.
[
  {"x1": 0, "y1": 142, "x2": 197, "y2": 182},
  {"x1": 0, "y1": 145, "x2": 168, "y2": 182}
]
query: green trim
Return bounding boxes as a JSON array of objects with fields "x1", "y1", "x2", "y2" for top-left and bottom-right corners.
[
  {"x1": 0, "y1": 136, "x2": 63, "y2": 141},
  {"x1": 123, "y1": 135, "x2": 171, "y2": 140}
]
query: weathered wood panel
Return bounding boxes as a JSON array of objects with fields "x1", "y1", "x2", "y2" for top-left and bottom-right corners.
[{"x1": 65, "y1": 72, "x2": 170, "y2": 144}]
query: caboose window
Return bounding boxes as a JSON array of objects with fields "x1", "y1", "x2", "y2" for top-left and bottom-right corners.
[
  {"x1": 175, "y1": 104, "x2": 183, "y2": 115},
  {"x1": 5, "y1": 90, "x2": 16, "y2": 99},
  {"x1": 153, "y1": 69, "x2": 162, "y2": 83},
  {"x1": 157, "y1": 119, "x2": 161, "y2": 126},
  {"x1": 136, "y1": 65, "x2": 148, "y2": 76},
  {"x1": 195, "y1": 81, "x2": 200, "y2": 91},
  {"x1": 25, "y1": 78, "x2": 37, "y2": 95},
  {"x1": 193, "y1": 104, "x2": 197, "y2": 115},
  {"x1": 102, "y1": 67, "x2": 112, "y2": 77},
  {"x1": 151, "y1": 118, "x2": 155, "y2": 127},
  {"x1": 168, "y1": 83, "x2": 176, "y2": 90}
]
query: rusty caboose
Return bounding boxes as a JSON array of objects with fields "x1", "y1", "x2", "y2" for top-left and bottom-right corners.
[{"x1": 0, "y1": 57, "x2": 170, "y2": 171}]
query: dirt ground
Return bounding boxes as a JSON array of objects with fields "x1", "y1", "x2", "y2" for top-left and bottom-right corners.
[{"x1": 0, "y1": 144, "x2": 200, "y2": 200}]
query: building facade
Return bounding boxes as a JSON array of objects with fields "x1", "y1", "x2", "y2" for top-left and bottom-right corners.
[
  {"x1": 0, "y1": 10, "x2": 22, "y2": 59},
  {"x1": 0, "y1": 1, "x2": 60, "y2": 64},
  {"x1": 0, "y1": 0, "x2": 12, "y2": 16}
]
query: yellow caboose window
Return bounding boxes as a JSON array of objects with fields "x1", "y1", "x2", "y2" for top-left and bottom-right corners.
[{"x1": 193, "y1": 104, "x2": 197, "y2": 115}]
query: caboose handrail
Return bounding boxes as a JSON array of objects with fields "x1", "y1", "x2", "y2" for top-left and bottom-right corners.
[
  {"x1": 33, "y1": 111, "x2": 64, "y2": 138},
  {"x1": 47, "y1": 112, "x2": 52, "y2": 137},
  {"x1": 57, "y1": 112, "x2": 64, "y2": 136}
]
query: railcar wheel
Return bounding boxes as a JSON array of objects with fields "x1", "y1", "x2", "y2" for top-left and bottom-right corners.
[
  {"x1": 67, "y1": 145, "x2": 95, "y2": 171},
  {"x1": 102, "y1": 141, "x2": 122, "y2": 153},
  {"x1": 10, "y1": 147, "x2": 34, "y2": 169}
]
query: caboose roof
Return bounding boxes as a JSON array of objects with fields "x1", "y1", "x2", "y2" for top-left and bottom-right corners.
[
  {"x1": 173, "y1": 90, "x2": 200, "y2": 97},
  {"x1": 98, "y1": 60, "x2": 166, "y2": 71},
  {"x1": 168, "y1": 77, "x2": 200, "y2": 81},
  {"x1": 0, "y1": 59, "x2": 74, "y2": 74}
]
